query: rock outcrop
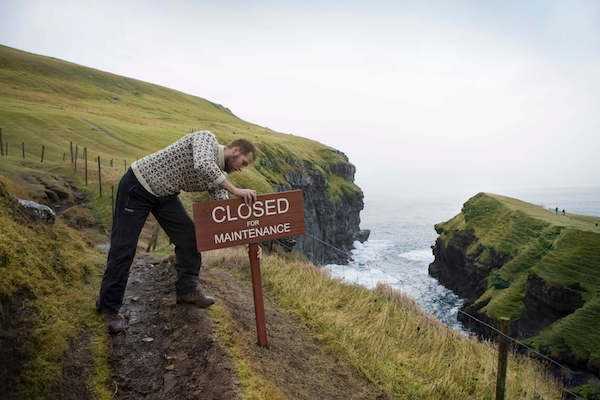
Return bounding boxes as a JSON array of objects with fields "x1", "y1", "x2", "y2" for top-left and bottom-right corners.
[
  {"x1": 270, "y1": 150, "x2": 369, "y2": 265},
  {"x1": 429, "y1": 192, "x2": 600, "y2": 390},
  {"x1": 16, "y1": 199, "x2": 55, "y2": 224}
]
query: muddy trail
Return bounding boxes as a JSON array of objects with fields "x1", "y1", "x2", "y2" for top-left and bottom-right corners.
[
  {"x1": 109, "y1": 254, "x2": 238, "y2": 400},
  {"x1": 108, "y1": 253, "x2": 388, "y2": 400}
]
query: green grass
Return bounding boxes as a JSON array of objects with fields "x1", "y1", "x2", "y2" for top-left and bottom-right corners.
[
  {"x1": 209, "y1": 248, "x2": 563, "y2": 399},
  {"x1": 436, "y1": 192, "x2": 600, "y2": 381},
  {"x1": 209, "y1": 304, "x2": 287, "y2": 400},
  {"x1": 0, "y1": 177, "x2": 111, "y2": 399},
  {"x1": 489, "y1": 193, "x2": 600, "y2": 233},
  {"x1": 0, "y1": 44, "x2": 361, "y2": 201}
]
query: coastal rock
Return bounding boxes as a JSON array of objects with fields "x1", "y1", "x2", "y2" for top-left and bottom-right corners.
[
  {"x1": 429, "y1": 230, "x2": 477, "y2": 298},
  {"x1": 329, "y1": 161, "x2": 356, "y2": 180},
  {"x1": 16, "y1": 199, "x2": 56, "y2": 224},
  {"x1": 274, "y1": 156, "x2": 366, "y2": 265},
  {"x1": 353, "y1": 229, "x2": 371, "y2": 243},
  {"x1": 517, "y1": 274, "x2": 584, "y2": 337}
]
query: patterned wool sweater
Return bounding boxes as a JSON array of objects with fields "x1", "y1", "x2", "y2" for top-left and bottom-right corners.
[{"x1": 131, "y1": 131, "x2": 229, "y2": 199}]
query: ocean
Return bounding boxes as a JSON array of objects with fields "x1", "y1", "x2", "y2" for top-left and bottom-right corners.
[{"x1": 325, "y1": 186, "x2": 600, "y2": 332}]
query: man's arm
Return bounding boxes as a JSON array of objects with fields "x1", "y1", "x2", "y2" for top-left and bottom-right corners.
[{"x1": 191, "y1": 132, "x2": 256, "y2": 204}]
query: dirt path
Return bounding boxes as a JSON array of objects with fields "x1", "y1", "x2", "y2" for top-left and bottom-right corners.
[
  {"x1": 109, "y1": 254, "x2": 239, "y2": 400},
  {"x1": 108, "y1": 253, "x2": 388, "y2": 400},
  {"x1": 203, "y1": 262, "x2": 389, "y2": 400}
]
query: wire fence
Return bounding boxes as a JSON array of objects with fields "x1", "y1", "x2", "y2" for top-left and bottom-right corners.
[
  {"x1": 0, "y1": 129, "x2": 589, "y2": 399},
  {"x1": 0, "y1": 132, "x2": 142, "y2": 217}
]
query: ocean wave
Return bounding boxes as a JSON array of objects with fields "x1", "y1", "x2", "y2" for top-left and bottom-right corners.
[{"x1": 398, "y1": 248, "x2": 434, "y2": 262}]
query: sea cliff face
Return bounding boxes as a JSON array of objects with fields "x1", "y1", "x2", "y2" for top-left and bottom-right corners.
[
  {"x1": 429, "y1": 193, "x2": 600, "y2": 385},
  {"x1": 263, "y1": 149, "x2": 369, "y2": 265}
]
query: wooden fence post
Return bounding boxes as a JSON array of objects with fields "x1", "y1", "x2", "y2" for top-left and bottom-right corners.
[
  {"x1": 74, "y1": 145, "x2": 78, "y2": 171},
  {"x1": 70, "y1": 141, "x2": 73, "y2": 164},
  {"x1": 40, "y1": 145, "x2": 45, "y2": 163},
  {"x1": 63, "y1": 152, "x2": 66, "y2": 162},
  {"x1": 495, "y1": 317, "x2": 510, "y2": 400},
  {"x1": 21, "y1": 142, "x2": 25, "y2": 159},
  {"x1": 0, "y1": 128, "x2": 3, "y2": 157},
  {"x1": 97, "y1": 156, "x2": 102, "y2": 197},
  {"x1": 5, "y1": 142, "x2": 8, "y2": 158},
  {"x1": 111, "y1": 185, "x2": 115, "y2": 219},
  {"x1": 110, "y1": 158, "x2": 113, "y2": 168},
  {"x1": 84, "y1": 147, "x2": 88, "y2": 186}
]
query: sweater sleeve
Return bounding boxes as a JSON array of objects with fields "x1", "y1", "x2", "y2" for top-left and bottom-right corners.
[
  {"x1": 191, "y1": 132, "x2": 226, "y2": 187},
  {"x1": 208, "y1": 187, "x2": 230, "y2": 200}
]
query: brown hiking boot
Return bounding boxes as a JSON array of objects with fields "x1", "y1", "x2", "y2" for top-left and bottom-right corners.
[
  {"x1": 176, "y1": 289, "x2": 215, "y2": 308},
  {"x1": 102, "y1": 311, "x2": 129, "y2": 334}
]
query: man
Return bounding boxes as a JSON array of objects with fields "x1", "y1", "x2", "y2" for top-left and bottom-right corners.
[{"x1": 96, "y1": 130, "x2": 257, "y2": 333}]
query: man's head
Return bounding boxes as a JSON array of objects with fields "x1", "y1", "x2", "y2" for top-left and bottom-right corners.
[{"x1": 224, "y1": 139, "x2": 256, "y2": 173}]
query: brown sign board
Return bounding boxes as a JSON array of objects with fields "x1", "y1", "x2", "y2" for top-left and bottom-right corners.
[{"x1": 193, "y1": 190, "x2": 305, "y2": 251}]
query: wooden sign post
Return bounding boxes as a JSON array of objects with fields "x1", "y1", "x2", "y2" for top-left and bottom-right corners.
[{"x1": 193, "y1": 190, "x2": 305, "y2": 347}]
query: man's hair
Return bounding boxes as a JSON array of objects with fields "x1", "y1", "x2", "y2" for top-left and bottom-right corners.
[{"x1": 227, "y1": 139, "x2": 256, "y2": 160}]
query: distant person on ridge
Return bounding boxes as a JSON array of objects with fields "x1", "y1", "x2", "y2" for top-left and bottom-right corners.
[{"x1": 96, "y1": 131, "x2": 258, "y2": 333}]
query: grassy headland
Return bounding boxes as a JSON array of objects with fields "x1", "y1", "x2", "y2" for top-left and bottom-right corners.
[{"x1": 434, "y1": 192, "x2": 600, "y2": 394}]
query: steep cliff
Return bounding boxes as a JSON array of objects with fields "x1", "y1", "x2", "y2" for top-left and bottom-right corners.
[
  {"x1": 0, "y1": 44, "x2": 368, "y2": 264},
  {"x1": 257, "y1": 146, "x2": 368, "y2": 264},
  {"x1": 429, "y1": 192, "x2": 600, "y2": 384}
]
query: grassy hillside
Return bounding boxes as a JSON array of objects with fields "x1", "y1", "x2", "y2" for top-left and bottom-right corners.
[
  {"x1": 0, "y1": 44, "x2": 359, "y2": 199},
  {"x1": 436, "y1": 193, "x2": 600, "y2": 380},
  {"x1": 205, "y1": 247, "x2": 563, "y2": 399}
]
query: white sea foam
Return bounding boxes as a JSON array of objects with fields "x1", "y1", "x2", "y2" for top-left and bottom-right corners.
[{"x1": 398, "y1": 248, "x2": 434, "y2": 262}]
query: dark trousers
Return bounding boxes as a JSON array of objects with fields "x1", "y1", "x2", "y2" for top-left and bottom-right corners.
[{"x1": 97, "y1": 168, "x2": 201, "y2": 313}]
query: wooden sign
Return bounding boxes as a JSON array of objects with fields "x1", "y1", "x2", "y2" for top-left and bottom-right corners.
[
  {"x1": 193, "y1": 190, "x2": 304, "y2": 251},
  {"x1": 193, "y1": 189, "x2": 305, "y2": 347}
]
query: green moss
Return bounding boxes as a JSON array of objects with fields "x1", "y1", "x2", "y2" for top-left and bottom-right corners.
[
  {"x1": 488, "y1": 271, "x2": 510, "y2": 290},
  {"x1": 326, "y1": 174, "x2": 361, "y2": 203},
  {"x1": 0, "y1": 178, "x2": 111, "y2": 398}
]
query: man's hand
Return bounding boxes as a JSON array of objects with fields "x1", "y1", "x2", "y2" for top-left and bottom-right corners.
[
  {"x1": 235, "y1": 188, "x2": 257, "y2": 205},
  {"x1": 220, "y1": 179, "x2": 256, "y2": 205},
  {"x1": 246, "y1": 243, "x2": 262, "y2": 259}
]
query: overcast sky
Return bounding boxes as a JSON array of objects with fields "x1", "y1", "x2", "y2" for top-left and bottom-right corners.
[{"x1": 2, "y1": 0, "x2": 599, "y2": 199}]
